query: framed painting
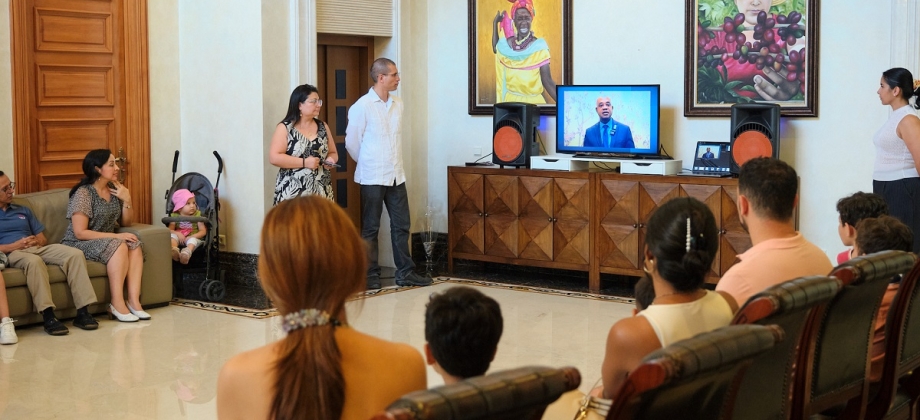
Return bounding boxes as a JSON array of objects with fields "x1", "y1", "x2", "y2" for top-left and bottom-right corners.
[
  {"x1": 684, "y1": 0, "x2": 819, "y2": 117},
  {"x1": 468, "y1": 0, "x2": 572, "y2": 116}
]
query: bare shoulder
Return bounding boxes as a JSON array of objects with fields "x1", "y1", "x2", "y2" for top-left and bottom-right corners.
[
  {"x1": 338, "y1": 329, "x2": 425, "y2": 387},
  {"x1": 219, "y1": 345, "x2": 275, "y2": 388},
  {"x1": 607, "y1": 316, "x2": 659, "y2": 356},
  {"x1": 217, "y1": 344, "x2": 277, "y2": 420}
]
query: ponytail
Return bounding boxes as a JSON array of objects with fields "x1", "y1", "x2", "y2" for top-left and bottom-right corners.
[{"x1": 271, "y1": 327, "x2": 345, "y2": 420}]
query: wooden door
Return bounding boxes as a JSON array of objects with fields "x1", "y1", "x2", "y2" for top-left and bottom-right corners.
[
  {"x1": 596, "y1": 178, "x2": 641, "y2": 270},
  {"x1": 10, "y1": 0, "x2": 151, "y2": 222},
  {"x1": 518, "y1": 176, "x2": 553, "y2": 261},
  {"x1": 317, "y1": 34, "x2": 372, "y2": 229},
  {"x1": 552, "y1": 177, "x2": 590, "y2": 265},
  {"x1": 596, "y1": 178, "x2": 679, "y2": 271},
  {"x1": 483, "y1": 175, "x2": 519, "y2": 258},
  {"x1": 681, "y1": 183, "x2": 723, "y2": 281},
  {"x1": 448, "y1": 171, "x2": 484, "y2": 255}
]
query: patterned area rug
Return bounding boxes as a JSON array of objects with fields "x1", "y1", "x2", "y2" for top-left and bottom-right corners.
[
  {"x1": 173, "y1": 276, "x2": 634, "y2": 318},
  {"x1": 170, "y1": 298, "x2": 278, "y2": 319}
]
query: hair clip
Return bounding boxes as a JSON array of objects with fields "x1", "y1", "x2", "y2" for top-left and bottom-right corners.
[
  {"x1": 685, "y1": 217, "x2": 692, "y2": 252},
  {"x1": 281, "y1": 308, "x2": 340, "y2": 333}
]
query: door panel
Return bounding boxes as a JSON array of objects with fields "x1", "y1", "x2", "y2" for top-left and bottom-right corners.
[
  {"x1": 317, "y1": 35, "x2": 372, "y2": 230},
  {"x1": 11, "y1": 0, "x2": 151, "y2": 221}
]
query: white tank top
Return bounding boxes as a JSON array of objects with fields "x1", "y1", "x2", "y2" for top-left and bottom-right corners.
[
  {"x1": 873, "y1": 105, "x2": 920, "y2": 181},
  {"x1": 638, "y1": 290, "x2": 734, "y2": 347}
]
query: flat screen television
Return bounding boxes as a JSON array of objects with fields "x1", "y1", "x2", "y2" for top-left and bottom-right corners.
[{"x1": 556, "y1": 85, "x2": 660, "y2": 157}]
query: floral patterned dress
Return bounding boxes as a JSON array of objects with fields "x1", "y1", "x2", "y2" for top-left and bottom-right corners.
[
  {"x1": 62, "y1": 185, "x2": 143, "y2": 263},
  {"x1": 272, "y1": 118, "x2": 334, "y2": 205}
]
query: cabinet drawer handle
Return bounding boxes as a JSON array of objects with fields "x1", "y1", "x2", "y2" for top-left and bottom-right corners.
[
  {"x1": 552, "y1": 217, "x2": 558, "y2": 222},
  {"x1": 478, "y1": 212, "x2": 483, "y2": 217},
  {"x1": 548, "y1": 217, "x2": 554, "y2": 222},
  {"x1": 484, "y1": 213, "x2": 489, "y2": 217},
  {"x1": 720, "y1": 229, "x2": 727, "y2": 235},
  {"x1": 633, "y1": 223, "x2": 639, "y2": 228},
  {"x1": 638, "y1": 223, "x2": 645, "y2": 228}
]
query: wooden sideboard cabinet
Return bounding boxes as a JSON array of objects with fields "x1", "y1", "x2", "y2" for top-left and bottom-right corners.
[{"x1": 447, "y1": 166, "x2": 755, "y2": 291}]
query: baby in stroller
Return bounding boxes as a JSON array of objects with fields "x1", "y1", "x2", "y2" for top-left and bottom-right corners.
[{"x1": 169, "y1": 189, "x2": 208, "y2": 264}]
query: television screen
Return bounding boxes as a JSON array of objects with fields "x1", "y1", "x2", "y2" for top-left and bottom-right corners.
[{"x1": 556, "y1": 85, "x2": 660, "y2": 156}]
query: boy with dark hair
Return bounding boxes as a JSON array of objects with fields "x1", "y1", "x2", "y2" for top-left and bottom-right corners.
[
  {"x1": 835, "y1": 192, "x2": 889, "y2": 264},
  {"x1": 853, "y1": 215, "x2": 913, "y2": 381},
  {"x1": 424, "y1": 286, "x2": 503, "y2": 384}
]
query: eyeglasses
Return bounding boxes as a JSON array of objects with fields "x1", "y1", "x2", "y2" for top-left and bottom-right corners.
[
  {"x1": 386, "y1": 72, "x2": 400, "y2": 78},
  {"x1": 0, "y1": 182, "x2": 15, "y2": 194},
  {"x1": 305, "y1": 98, "x2": 323, "y2": 106}
]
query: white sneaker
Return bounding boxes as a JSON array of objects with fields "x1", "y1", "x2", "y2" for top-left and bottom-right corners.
[{"x1": 0, "y1": 317, "x2": 18, "y2": 345}]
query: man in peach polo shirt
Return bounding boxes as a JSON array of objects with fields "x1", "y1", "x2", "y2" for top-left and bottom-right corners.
[{"x1": 716, "y1": 158, "x2": 833, "y2": 307}]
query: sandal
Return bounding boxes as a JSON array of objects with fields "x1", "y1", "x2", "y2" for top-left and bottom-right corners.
[
  {"x1": 171, "y1": 247, "x2": 180, "y2": 261},
  {"x1": 179, "y1": 248, "x2": 192, "y2": 264}
]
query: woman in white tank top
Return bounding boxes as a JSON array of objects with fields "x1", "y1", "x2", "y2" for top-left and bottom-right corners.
[
  {"x1": 873, "y1": 68, "x2": 920, "y2": 253},
  {"x1": 597, "y1": 197, "x2": 738, "y2": 398}
]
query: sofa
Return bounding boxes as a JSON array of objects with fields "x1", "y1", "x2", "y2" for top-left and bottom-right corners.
[{"x1": 3, "y1": 188, "x2": 172, "y2": 326}]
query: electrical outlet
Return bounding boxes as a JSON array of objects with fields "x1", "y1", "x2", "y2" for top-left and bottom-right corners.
[{"x1": 217, "y1": 234, "x2": 227, "y2": 248}]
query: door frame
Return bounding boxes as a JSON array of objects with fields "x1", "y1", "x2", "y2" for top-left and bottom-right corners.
[{"x1": 9, "y1": 0, "x2": 152, "y2": 223}]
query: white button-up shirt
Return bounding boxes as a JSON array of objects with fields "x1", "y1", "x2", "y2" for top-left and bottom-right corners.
[{"x1": 345, "y1": 88, "x2": 406, "y2": 186}]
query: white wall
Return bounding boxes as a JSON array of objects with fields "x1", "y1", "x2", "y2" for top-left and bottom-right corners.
[
  {"x1": 0, "y1": 1, "x2": 905, "y2": 262},
  {"x1": 424, "y1": 1, "x2": 894, "y2": 259},
  {"x1": 176, "y1": 0, "x2": 266, "y2": 254}
]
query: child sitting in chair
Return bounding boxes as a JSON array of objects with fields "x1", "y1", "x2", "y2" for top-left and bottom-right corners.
[
  {"x1": 424, "y1": 286, "x2": 503, "y2": 385},
  {"x1": 169, "y1": 189, "x2": 207, "y2": 264}
]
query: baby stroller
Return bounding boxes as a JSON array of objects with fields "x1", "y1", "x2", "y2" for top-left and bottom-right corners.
[{"x1": 162, "y1": 150, "x2": 225, "y2": 301}]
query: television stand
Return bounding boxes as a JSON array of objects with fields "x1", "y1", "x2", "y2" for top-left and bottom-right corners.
[{"x1": 531, "y1": 154, "x2": 682, "y2": 175}]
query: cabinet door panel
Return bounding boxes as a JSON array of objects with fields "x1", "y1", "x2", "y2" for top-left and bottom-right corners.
[
  {"x1": 484, "y1": 215, "x2": 519, "y2": 258},
  {"x1": 518, "y1": 176, "x2": 554, "y2": 261},
  {"x1": 555, "y1": 218, "x2": 590, "y2": 264},
  {"x1": 721, "y1": 187, "x2": 753, "y2": 273},
  {"x1": 681, "y1": 184, "x2": 722, "y2": 277},
  {"x1": 597, "y1": 179, "x2": 641, "y2": 269},
  {"x1": 451, "y1": 212, "x2": 485, "y2": 254},
  {"x1": 519, "y1": 215, "x2": 553, "y2": 261},
  {"x1": 554, "y1": 178, "x2": 590, "y2": 264},
  {"x1": 484, "y1": 175, "x2": 519, "y2": 218},
  {"x1": 448, "y1": 172, "x2": 484, "y2": 254}
]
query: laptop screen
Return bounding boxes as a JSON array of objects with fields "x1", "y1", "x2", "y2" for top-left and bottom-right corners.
[{"x1": 692, "y1": 142, "x2": 732, "y2": 173}]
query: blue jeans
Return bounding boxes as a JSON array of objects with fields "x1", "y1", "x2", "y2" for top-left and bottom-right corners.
[{"x1": 361, "y1": 182, "x2": 415, "y2": 280}]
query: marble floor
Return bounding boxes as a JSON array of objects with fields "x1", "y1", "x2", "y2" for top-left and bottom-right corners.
[{"x1": 0, "y1": 280, "x2": 634, "y2": 420}]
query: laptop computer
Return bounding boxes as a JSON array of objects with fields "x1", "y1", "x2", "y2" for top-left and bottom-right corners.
[{"x1": 682, "y1": 141, "x2": 733, "y2": 177}]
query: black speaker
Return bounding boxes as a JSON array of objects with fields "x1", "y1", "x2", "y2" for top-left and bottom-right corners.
[
  {"x1": 493, "y1": 102, "x2": 539, "y2": 167},
  {"x1": 729, "y1": 103, "x2": 781, "y2": 175}
]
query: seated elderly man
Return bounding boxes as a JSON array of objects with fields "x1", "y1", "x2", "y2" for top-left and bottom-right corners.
[{"x1": 0, "y1": 171, "x2": 98, "y2": 335}]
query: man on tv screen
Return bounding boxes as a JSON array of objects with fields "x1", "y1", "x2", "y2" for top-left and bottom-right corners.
[
  {"x1": 583, "y1": 96, "x2": 634, "y2": 149},
  {"x1": 702, "y1": 147, "x2": 715, "y2": 159}
]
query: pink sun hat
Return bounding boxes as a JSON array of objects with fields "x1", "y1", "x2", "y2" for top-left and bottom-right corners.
[{"x1": 172, "y1": 189, "x2": 196, "y2": 212}]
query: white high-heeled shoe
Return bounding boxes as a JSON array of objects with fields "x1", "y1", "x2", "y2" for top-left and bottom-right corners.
[
  {"x1": 127, "y1": 304, "x2": 151, "y2": 321},
  {"x1": 109, "y1": 304, "x2": 139, "y2": 322}
]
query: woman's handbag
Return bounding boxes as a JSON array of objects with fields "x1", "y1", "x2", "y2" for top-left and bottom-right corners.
[{"x1": 541, "y1": 379, "x2": 611, "y2": 420}]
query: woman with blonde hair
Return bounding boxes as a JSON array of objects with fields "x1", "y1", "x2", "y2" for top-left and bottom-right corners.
[{"x1": 217, "y1": 196, "x2": 426, "y2": 420}]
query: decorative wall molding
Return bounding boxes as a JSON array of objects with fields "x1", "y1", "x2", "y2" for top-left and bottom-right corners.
[{"x1": 891, "y1": 0, "x2": 920, "y2": 72}]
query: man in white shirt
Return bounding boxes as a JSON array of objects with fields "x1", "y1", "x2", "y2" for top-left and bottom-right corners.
[{"x1": 345, "y1": 58, "x2": 432, "y2": 290}]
